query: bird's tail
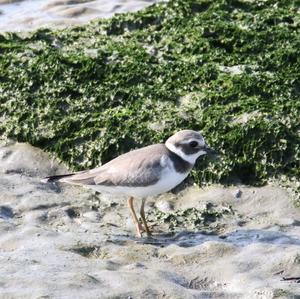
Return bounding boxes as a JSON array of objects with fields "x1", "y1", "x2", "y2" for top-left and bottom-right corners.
[{"x1": 41, "y1": 173, "x2": 75, "y2": 183}]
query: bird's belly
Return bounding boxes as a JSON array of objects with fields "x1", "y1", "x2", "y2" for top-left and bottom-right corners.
[{"x1": 89, "y1": 169, "x2": 189, "y2": 198}]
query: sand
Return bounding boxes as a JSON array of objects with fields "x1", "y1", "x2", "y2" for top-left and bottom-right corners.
[
  {"x1": 0, "y1": 140, "x2": 299, "y2": 298},
  {"x1": 0, "y1": 0, "x2": 161, "y2": 32},
  {"x1": 1, "y1": 1, "x2": 299, "y2": 297}
]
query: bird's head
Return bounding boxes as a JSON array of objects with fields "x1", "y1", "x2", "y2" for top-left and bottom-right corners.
[{"x1": 165, "y1": 130, "x2": 213, "y2": 164}]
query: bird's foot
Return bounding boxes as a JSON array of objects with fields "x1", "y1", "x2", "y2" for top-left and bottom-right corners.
[
  {"x1": 135, "y1": 222, "x2": 144, "y2": 238},
  {"x1": 135, "y1": 222, "x2": 152, "y2": 238}
]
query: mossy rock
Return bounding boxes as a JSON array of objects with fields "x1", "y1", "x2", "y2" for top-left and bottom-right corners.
[{"x1": 0, "y1": 0, "x2": 299, "y2": 186}]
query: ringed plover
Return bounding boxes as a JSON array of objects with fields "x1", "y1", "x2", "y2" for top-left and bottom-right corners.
[{"x1": 42, "y1": 130, "x2": 212, "y2": 237}]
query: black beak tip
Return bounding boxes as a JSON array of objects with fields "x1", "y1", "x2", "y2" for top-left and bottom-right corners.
[{"x1": 205, "y1": 146, "x2": 218, "y2": 156}]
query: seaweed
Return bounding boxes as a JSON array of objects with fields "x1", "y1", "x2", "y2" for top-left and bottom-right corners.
[
  {"x1": 147, "y1": 204, "x2": 230, "y2": 232},
  {"x1": 0, "y1": 0, "x2": 299, "y2": 187}
]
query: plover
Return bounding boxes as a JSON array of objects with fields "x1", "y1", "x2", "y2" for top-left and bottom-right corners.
[{"x1": 43, "y1": 130, "x2": 212, "y2": 237}]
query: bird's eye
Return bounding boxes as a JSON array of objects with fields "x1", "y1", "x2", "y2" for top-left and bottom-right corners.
[{"x1": 189, "y1": 141, "x2": 198, "y2": 148}]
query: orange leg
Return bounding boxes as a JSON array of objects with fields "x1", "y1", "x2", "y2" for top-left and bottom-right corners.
[
  {"x1": 127, "y1": 196, "x2": 143, "y2": 237},
  {"x1": 140, "y1": 198, "x2": 152, "y2": 237}
]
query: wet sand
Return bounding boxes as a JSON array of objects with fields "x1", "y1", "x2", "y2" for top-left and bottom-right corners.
[
  {"x1": 1, "y1": 140, "x2": 299, "y2": 298},
  {"x1": 0, "y1": 0, "x2": 161, "y2": 32}
]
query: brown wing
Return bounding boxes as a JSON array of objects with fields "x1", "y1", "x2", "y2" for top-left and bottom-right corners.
[{"x1": 59, "y1": 144, "x2": 168, "y2": 187}]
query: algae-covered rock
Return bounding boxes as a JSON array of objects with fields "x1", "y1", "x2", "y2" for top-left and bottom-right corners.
[{"x1": 0, "y1": 0, "x2": 299, "y2": 185}]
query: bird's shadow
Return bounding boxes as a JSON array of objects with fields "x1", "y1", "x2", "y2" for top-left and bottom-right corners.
[{"x1": 109, "y1": 229, "x2": 300, "y2": 248}]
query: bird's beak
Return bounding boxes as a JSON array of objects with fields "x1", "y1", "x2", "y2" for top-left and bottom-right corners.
[{"x1": 203, "y1": 145, "x2": 218, "y2": 156}]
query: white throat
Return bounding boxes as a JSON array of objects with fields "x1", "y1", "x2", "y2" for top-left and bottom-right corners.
[{"x1": 165, "y1": 141, "x2": 206, "y2": 164}]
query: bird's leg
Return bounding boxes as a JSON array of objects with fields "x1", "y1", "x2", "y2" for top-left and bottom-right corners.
[
  {"x1": 140, "y1": 198, "x2": 152, "y2": 237},
  {"x1": 127, "y1": 196, "x2": 143, "y2": 237}
]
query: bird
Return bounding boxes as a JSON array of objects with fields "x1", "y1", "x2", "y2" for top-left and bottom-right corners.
[{"x1": 42, "y1": 130, "x2": 212, "y2": 237}]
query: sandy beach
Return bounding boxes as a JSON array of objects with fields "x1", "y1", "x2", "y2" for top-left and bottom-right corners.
[
  {"x1": 1, "y1": 0, "x2": 299, "y2": 297},
  {"x1": 0, "y1": 0, "x2": 161, "y2": 31},
  {"x1": 1, "y1": 140, "x2": 299, "y2": 298}
]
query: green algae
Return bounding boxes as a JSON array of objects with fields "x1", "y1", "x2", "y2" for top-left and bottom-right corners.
[
  {"x1": 147, "y1": 203, "x2": 233, "y2": 232},
  {"x1": 0, "y1": 0, "x2": 299, "y2": 186}
]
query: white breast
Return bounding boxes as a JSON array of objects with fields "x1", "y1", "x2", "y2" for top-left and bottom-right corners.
[{"x1": 89, "y1": 156, "x2": 190, "y2": 198}]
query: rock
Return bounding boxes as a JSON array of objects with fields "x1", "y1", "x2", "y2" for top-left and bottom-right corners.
[
  {"x1": 233, "y1": 189, "x2": 242, "y2": 199},
  {"x1": 82, "y1": 211, "x2": 102, "y2": 222},
  {"x1": 155, "y1": 199, "x2": 174, "y2": 213},
  {"x1": 0, "y1": 141, "x2": 68, "y2": 178}
]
